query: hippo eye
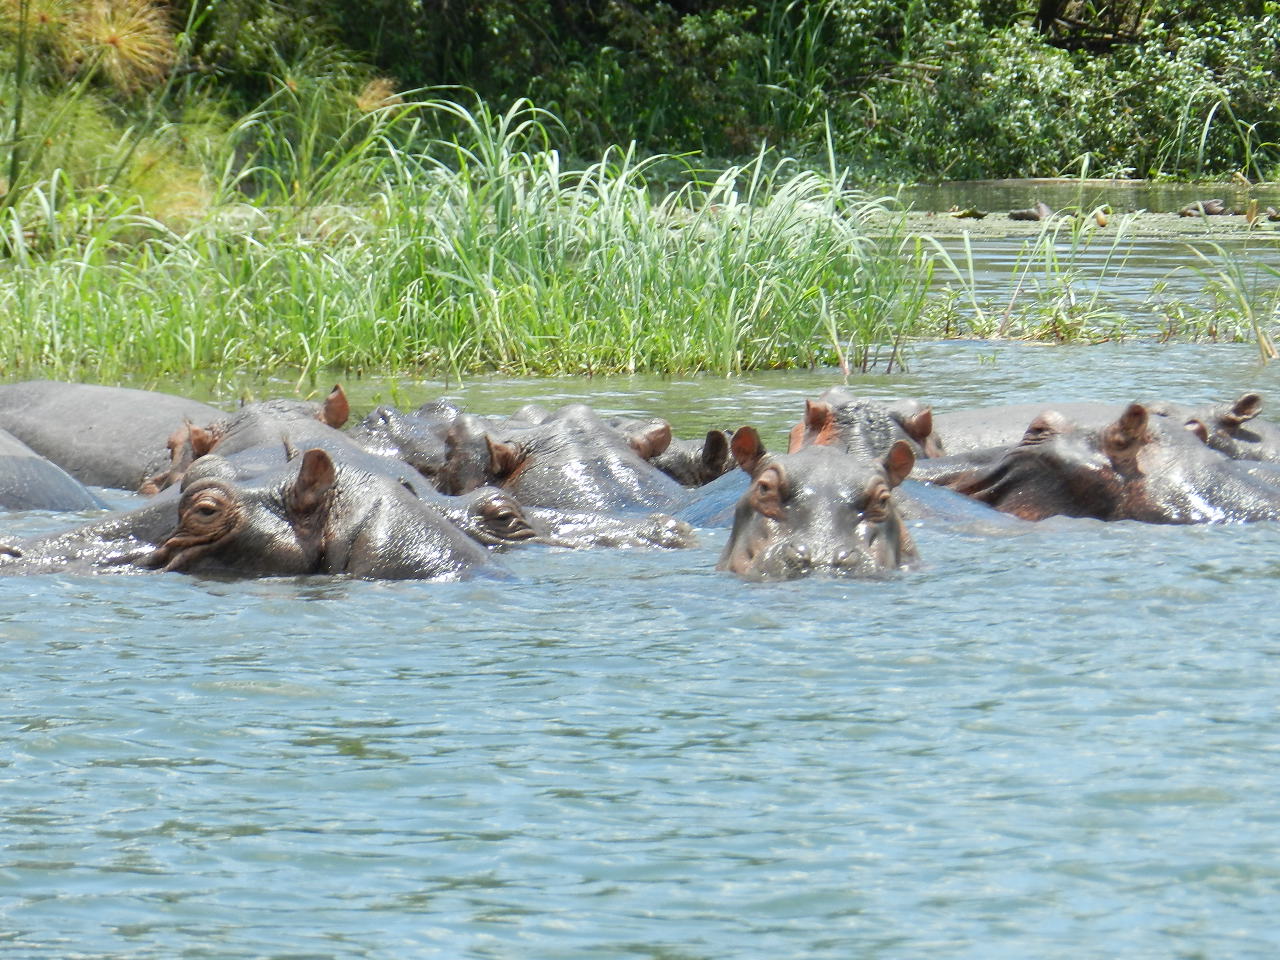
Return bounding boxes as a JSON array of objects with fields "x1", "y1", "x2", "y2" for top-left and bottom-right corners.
[
  {"x1": 180, "y1": 489, "x2": 232, "y2": 531},
  {"x1": 750, "y1": 467, "x2": 788, "y2": 521},
  {"x1": 862, "y1": 485, "x2": 891, "y2": 521}
]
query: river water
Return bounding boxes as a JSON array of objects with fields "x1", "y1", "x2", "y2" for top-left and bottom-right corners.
[{"x1": 2, "y1": 340, "x2": 1279, "y2": 958}]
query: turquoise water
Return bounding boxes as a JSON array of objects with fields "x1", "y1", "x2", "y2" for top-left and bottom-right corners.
[{"x1": 3, "y1": 342, "x2": 1280, "y2": 958}]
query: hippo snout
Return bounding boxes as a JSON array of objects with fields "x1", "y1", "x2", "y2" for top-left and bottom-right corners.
[{"x1": 754, "y1": 538, "x2": 882, "y2": 580}]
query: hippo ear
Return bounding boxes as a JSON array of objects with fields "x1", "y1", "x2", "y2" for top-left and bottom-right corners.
[
  {"x1": 188, "y1": 423, "x2": 217, "y2": 459},
  {"x1": 1117, "y1": 402, "x2": 1148, "y2": 437},
  {"x1": 321, "y1": 385, "x2": 350, "y2": 429},
  {"x1": 881, "y1": 440, "x2": 915, "y2": 488},
  {"x1": 628, "y1": 421, "x2": 672, "y2": 460},
  {"x1": 1223, "y1": 392, "x2": 1262, "y2": 428},
  {"x1": 1184, "y1": 419, "x2": 1210, "y2": 444},
  {"x1": 899, "y1": 407, "x2": 933, "y2": 445},
  {"x1": 701, "y1": 429, "x2": 730, "y2": 471},
  {"x1": 486, "y1": 437, "x2": 524, "y2": 480},
  {"x1": 731, "y1": 426, "x2": 768, "y2": 477},
  {"x1": 1021, "y1": 411, "x2": 1070, "y2": 444},
  {"x1": 287, "y1": 448, "x2": 337, "y2": 516},
  {"x1": 1102, "y1": 403, "x2": 1149, "y2": 458},
  {"x1": 790, "y1": 400, "x2": 835, "y2": 453}
]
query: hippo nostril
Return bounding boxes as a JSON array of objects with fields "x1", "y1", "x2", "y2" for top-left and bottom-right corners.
[{"x1": 784, "y1": 543, "x2": 812, "y2": 570}]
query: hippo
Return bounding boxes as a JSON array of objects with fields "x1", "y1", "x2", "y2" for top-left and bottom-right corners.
[
  {"x1": 789, "y1": 389, "x2": 943, "y2": 459},
  {"x1": 0, "y1": 380, "x2": 224, "y2": 490},
  {"x1": 717, "y1": 426, "x2": 918, "y2": 580},
  {"x1": 346, "y1": 404, "x2": 454, "y2": 484},
  {"x1": 0, "y1": 429, "x2": 107, "y2": 511},
  {"x1": 931, "y1": 401, "x2": 1122, "y2": 454},
  {"x1": 649, "y1": 429, "x2": 736, "y2": 486},
  {"x1": 930, "y1": 394, "x2": 1278, "y2": 457},
  {"x1": 435, "y1": 404, "x2": 688, "y2": 513},
  {"x1": 1147, "y1": 393, "x2": 1280, "y2": 463},
  {"x1": 1, "y1": 449, "x2": 499, "y2": 579},
  {"x1": 915, "y1": 403, "x2": 1280, "y2": 523},
  {"x1": 142, "y1": 386, "x2": 350, "y2": 492}
]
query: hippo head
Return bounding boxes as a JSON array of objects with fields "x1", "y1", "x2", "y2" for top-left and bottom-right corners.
[
  {"x1": 349, "y1": 405, "x2": 453, "y2": 482},
  {"x1": 1150, "y1": 392, "x2": 1280, "y2": 462},
  {"x1": 435, "y1": 414, "x2": 519, "y2": 496},
  {"x1": 243, "y1": 385, "x2": 349, "y2": 429},
  {"x1": 436, "y1": 406, "x2": 684, "y2": 512},
  {"x1": 650, "y1": 429, "x2": 735, "y2": 486},
  {"x1": 718, "y1": 426, "x2": 917, "y2": 580},
  {"x1": 943, "y1": 403, "x2": 1263, "y2": 523},
  {"x1": 456, "y1": 487, "x2": 538, "y2": 547},
  {"x1": 788, "y1": 389, "x2": 942, "y2": 459},
  {"x1": 142, "y1": 449, "x2": 335, "y2": 575},
  {"x1": 138, "y1": 386, "x2": 350, "y2": 496}
]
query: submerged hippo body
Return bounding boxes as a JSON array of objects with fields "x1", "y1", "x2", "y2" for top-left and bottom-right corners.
[
  {"x1": 718, "y1": 427, "x2": 918, "y2": 580},
  {"x1": 920, "y1": 403, "x2": 1280, "y2": 523},
  {"x1": 2, "y1": 450, "x2": 499, "y2": 579},
  {"x1": 0, "y1": 380, "x2": 224, "y2": 490},
  {"x1": 0, "y1": 429, "x2": 107, "y2": 511}
]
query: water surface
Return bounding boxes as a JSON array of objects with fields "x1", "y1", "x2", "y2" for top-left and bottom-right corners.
[{"x1": 3, "y1": 342, "x2": 1280, "y2": 959}]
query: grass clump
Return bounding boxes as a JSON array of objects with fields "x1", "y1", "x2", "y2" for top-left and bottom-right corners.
[{"x1": 0, "y1": 96, "x2": 939, "y2": 381}]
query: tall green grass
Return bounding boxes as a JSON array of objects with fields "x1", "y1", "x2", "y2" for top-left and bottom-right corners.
[{"x1": 0, "y1": 97, "x2": 939, "y2": 381}]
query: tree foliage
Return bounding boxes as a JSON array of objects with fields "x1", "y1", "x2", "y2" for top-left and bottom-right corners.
[{"x1": 10, "y1": 0, "x2": 1280, "y2": 179}]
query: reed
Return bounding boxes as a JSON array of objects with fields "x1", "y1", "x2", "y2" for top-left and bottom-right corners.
[
  {"x1": 1153, "y1": 242, "x2": 1280, "y2": 360},
  {"x1": 0, "y1": 97, "x2": 941, "y2": 381}
]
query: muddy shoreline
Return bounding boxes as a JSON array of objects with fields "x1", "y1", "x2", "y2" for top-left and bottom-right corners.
[
  {"x1": 885, "y1": 177, "x2": 1280, "y2": 240},
  {"x1": 890, "y1": 208, "x2": 1280, "y2": 241}
]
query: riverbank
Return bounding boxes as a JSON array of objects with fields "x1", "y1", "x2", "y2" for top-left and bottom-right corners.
[{"x1": 894, "y1": 207, "x2": 1280, "y2": 241}]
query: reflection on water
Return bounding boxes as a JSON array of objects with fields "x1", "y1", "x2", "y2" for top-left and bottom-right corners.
[{"x1": 3, "y1": 343, "x2": 1280, "y2": 958}]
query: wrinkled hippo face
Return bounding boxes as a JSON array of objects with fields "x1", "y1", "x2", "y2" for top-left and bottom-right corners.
[
  {"x1": 460, "y1": 488, "x2": 538, "y2": 547},
  {"x1": 718, "y1": 441, "x2": 916, "y2": 581},
  {"x1": 143, "y1": 467, "x2": 327, "y2": 576}
]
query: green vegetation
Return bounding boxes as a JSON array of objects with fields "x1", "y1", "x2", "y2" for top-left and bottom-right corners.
[
  {"x1": 0, "y1": 95, "x2": 943, "y2": 380},
  {"x1": 167, "y1": 0, "x2": 1280, "y2": 181},
  {"x1": 0, "y1": 1, "x2": 1278, "y2": 382}
]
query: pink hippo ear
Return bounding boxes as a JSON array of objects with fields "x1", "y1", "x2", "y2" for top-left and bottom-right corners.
[
  {"x1": 288, "y1": 448, "x2": 337, "y2": 517},
  {"x1": 789, "y1": 400, "x2": 835, "y2": 453},
  {"x1": 321, "y1": 385, "x2": 350, "y2": 429},
  {"x1": 900, "y1": 407, "x2": 933, "y2": 445},
  {"x1": 628, "y1": 421, "x2": 672, "y2": 460},
  {"x1": 731, "y1": 426, "x2": 769, "y2": 477},
  {"x1": 881, "y1": 440, "x2": 915, "y2": 488},
  {"x1": 1102, "y1": 403, "x2": 1150, "y2": 460},
  {"x1": 1223, "y1": 392, "x2": 1263, "y2": 429},
  {"x1": 486, "y1": 437, "x2": 524, "y2": 480},
  {"x1": 188, "y1": 423, "x2": 218, "y2": 459},
  {"x1": 1183, "y1": 419, "x2": 1210, "y2": 444}
]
